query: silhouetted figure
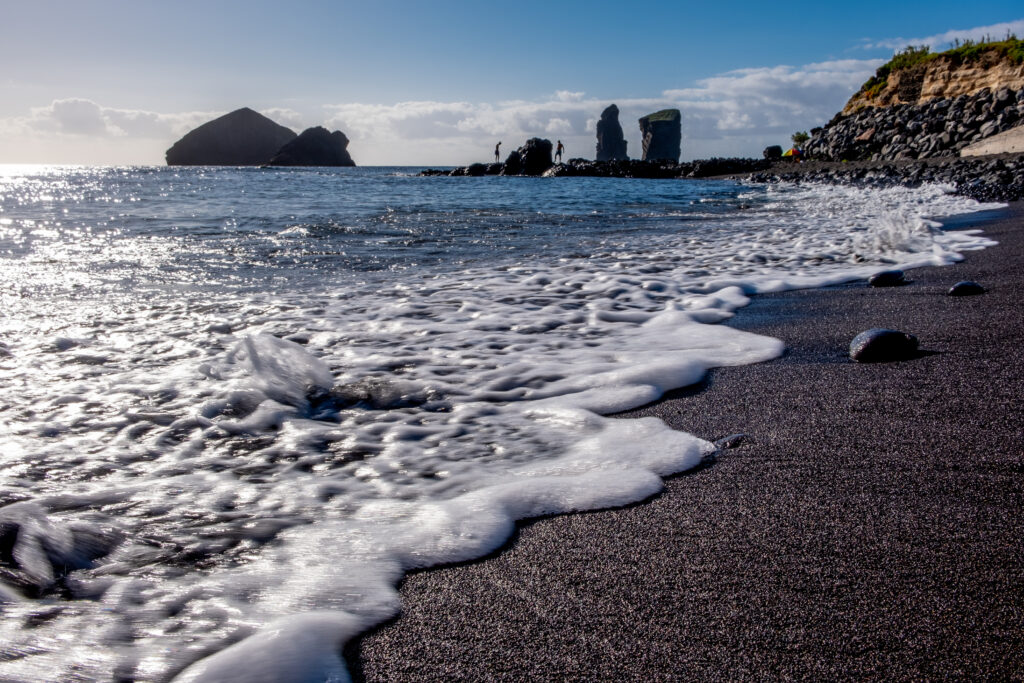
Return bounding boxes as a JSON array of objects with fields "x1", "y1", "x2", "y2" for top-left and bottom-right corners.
[
  {"x1": 495, "y1": 142, "x2": 501, "y2": 162},
  {"x1": 555, "y1": 140, "x2": 564, "y2": 162}
]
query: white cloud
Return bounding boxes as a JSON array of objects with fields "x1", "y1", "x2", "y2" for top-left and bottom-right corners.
[
  {"x1": 545, "y1": 118, "x2": 572, "y2": 134},
  {"x1": 863, "y1": 18, "x2": 1024, "y2": 51},
  {"x1": 0, "y1": 100, "x2": 304, "y2": 164},
  {"x1": 259, "y1": 107, "x2": 307, "y2": 133},
  {"x1": 6, "y1": 98, "x2": 219, "y2": 141}
]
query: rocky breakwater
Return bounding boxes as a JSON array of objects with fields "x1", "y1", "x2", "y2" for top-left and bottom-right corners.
[
  {"x1": 166, "y1": 108, "x2": 297, "y2": 166},
  {"x1": 596, "y1": 104, "x2": 628, "y2": 161},
  {"x1": 544, "y1": 157, "x2": 769, "y2": 178},
  {"x1": 268, "y1": 126, "x2": 355, "y2": 166},
  {"x1": 806, "y1": 41, "x2": 1024, "y2": 162},
  {"x1": 639, "y1": 109, "x2": 681, "y2": 162},
  {"x1": 422, "y1": 155, "x2": 770, "y2": 179}
]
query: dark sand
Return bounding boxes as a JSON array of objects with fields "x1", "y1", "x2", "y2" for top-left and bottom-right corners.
[{"x1": 349, "y1": 202, "x2": 1024, "y2": 680}]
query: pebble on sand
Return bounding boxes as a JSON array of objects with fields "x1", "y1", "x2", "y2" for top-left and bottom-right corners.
[
  {"x1": 948, "y1": 280, "x2": 986, "y2": 296},
  {"x1": 868, "y1": 270, "x2": 906, "y2": 287},
  {"x1": 849, "y1": 328, "x2": 920, "y2": 363}
]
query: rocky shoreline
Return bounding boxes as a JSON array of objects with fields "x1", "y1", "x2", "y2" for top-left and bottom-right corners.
[
  {"x1": 739, "y1": 153, "x2": 1024, "y2": 203},
  {"x1": 424, "y1": 153, "x2": 1024, "y2": 203},
  {"x1": 806, "y1": 86, "x2": 1024, "y2": 162}
]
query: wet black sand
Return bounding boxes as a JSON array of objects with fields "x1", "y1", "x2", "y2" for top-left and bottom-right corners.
[{"x1": 348, "y1": 202, "x2": 1024, "y2": 680}]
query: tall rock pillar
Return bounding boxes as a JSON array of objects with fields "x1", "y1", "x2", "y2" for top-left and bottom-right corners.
[
  {"x1": 596, "y1": 104, "x2": 628, "y2": 161},
  {"x1": 638, "y1": 109, "x2": 681, "y2": 162}
]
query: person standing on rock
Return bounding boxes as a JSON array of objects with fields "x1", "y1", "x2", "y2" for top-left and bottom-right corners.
[
  {"x1": 495, "y1": 142, "x2": 501, "y2": 162},
  {"x1": 556, "y1": 140, "x2": 565, "y2": 162}
]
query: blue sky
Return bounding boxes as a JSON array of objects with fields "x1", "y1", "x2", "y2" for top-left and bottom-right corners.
[{"x1": 1, "y1": 1, "x2": 1022, "y2": 165}]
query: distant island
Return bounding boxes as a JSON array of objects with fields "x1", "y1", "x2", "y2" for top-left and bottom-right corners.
[{"x1": 165, "y1": 108, "x2": 356, "y2": 167}]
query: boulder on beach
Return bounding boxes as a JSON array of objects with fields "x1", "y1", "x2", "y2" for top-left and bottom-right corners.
[
  {"x1": 165, "y1": 107, "x2": 297, "y2": 166},
  {"x1": 948, "y1": 280, "x2": 986, "y2": 296},
  {"x1": 849, "y1": 328, "x2": 920, "y2": 362},
  {"x1": 596, "y1": 104, "x2": 628, "y2": 161},
  {"x1": 267, "y1": 126, "x2": 356, "y2": 167},
  {"x1": 763, "y1": 145, "x2": 783, "y2": 160},
  {"x1": 639, "y1": 109, "x2": 681, "y2": 163},
  {"x1": 868, "y1": 270, "x2": 907, "y2": 287}
]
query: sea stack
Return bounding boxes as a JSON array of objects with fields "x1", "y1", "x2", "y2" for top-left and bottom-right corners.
[
  {"x1": 639, "y1": 108, "x2": 681, "y2": 163},
  {"x1": 165, "y1": 107, "x2": 297, "y2": 166},
  {"x1": 596, "y1": 104, "x2": 628, "y2": 161},
  {"x1": 268, "y1": 127, "x2": 356, "y2": 166}
]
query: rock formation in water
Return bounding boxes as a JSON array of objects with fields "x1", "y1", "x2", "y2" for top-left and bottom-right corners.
[
  {"x1": 501, "y1": 138, "x2": 553, "y2": 176},
  {"x1": 638, "y1": 109, "x2": 681, "y2": 163},
  {"x1": 596, "y1": 104, "x2": 628, "y2": 161},
  {"x1": 165, "y1": 108, "x2": 297, "y2": 166},
  {"x1": 267, "y1": 127, "x2": 356, "y2": 166}
]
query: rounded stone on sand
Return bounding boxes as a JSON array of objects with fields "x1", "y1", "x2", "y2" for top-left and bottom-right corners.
[
  {"x1": 948, "y1": 280, "x2": 986, "y2": 296},
  {"x1": 849, "y1": 328, "x2": 919, "y2": 363},
  {"x1": 868, "y1": 270, "x2": 906, "y2": 287}
]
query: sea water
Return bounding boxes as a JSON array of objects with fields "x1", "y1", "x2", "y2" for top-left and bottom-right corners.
[{"x1": 0, "y1": 165, "x2": 998, "y2": 681}]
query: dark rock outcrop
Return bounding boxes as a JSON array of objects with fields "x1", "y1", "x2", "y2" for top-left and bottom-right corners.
[
  {"x1": 804, "y1": 87, "x2": 1024, "y2": 162},
  {"x1": 498, "y1": 138, "x2": 552, "y2": 176},
  {"x1": 267, "y1": 126, "x2": 355, "y2": 167},
  {"x1": 849, "y1": 328, "x2": 920, "y2": 363},
  {"x1": 501, "y1": 151, "x2": 523, "y2": 176},
  {"x1": 639, "y1": 109, "x2": 681, "y2": 162},
  {"x1": 596, "y1": 105, "x2": 628, "y2": 161},
  {"x1": 518, "y1": 138, "x2": 554, "y2": 175},
  {"x1": 763, "y1": 145, "x2": 783, "y2": 160},
  {"x1": 166, "y1": 107, "x2": 297, "y2": 166}
]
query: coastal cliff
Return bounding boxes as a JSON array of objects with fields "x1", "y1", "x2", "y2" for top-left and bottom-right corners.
[
  {"x1": 844, "y1": 41, "x2": 1024, "y2": 114},
  {"x1": 805, "y1": 39, "x2": 1024, "y2": 162}
]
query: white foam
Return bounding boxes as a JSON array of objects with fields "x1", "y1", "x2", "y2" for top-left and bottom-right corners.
[{"x1": 0, "y1": 177, "x2": 1002, "y2": 682}]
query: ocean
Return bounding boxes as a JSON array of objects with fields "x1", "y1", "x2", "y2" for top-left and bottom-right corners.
[{"x1": 0, "y1": 165, "x2": 998, "y2": 681}]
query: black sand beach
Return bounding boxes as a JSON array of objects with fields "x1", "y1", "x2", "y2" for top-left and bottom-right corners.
[{"x1": 349, "y1": 201, "x2": 1024, "y2": 681}]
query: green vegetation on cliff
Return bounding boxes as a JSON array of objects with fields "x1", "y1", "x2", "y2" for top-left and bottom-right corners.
[
  {"x1": 858, "y1": 36, "x2": 1024, "y2": 99},
  {"x1": 641, "y1": 109, "x2": 681, "y2": 122}
]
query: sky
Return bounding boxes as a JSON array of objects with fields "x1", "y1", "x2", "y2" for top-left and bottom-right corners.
[{"x1": 1, "y1": 1, "x2": 1022, "y2": 166}]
